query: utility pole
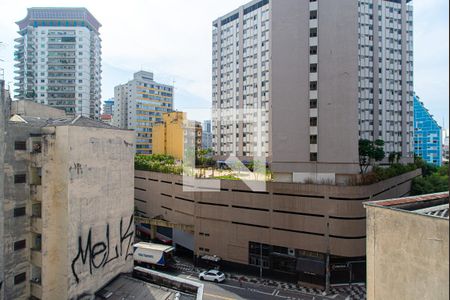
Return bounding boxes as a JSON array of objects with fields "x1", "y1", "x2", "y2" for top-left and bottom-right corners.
[
  {"x1": 259, "y1": 242, "x2": 263, "y2": 278},
  {"x1": 325, "y1": 221, "x2": 330, "y2": 294}
]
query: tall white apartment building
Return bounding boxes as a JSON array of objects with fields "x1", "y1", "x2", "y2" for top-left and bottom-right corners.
[
  {"x1": 212, "y1": 0, "x2": 271, "y2": 159},
  {"x1": 113, "y1": 71, "x2": 174, "y2": 155},
  {"x1": 212, "y1": 0, "x2": 414, "y2": 181},
  {"x1": 15, "y1": 8, "x2": 102, "y2": 119}
]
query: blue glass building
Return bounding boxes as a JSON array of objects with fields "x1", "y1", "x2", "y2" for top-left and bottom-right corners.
[{"x1": 414, "y1": 95, "x2": 442, "y2": 166}]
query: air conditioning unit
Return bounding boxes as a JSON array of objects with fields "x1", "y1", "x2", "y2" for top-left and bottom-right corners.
[{"x1": 288, "y1": 248, "x2": 295, "y2": 257}]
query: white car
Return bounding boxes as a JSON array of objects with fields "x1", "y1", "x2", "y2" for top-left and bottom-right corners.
[{"x1": 199, "y1": 270, "x2": 225, "y2": 283}]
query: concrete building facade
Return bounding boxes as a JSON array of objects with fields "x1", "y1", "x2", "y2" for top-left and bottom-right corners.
[
  {"x1": 153, "y1": 112, "x2": 203, "y2": 161},
  {"x1": 413, "y1": 95, "x2": 442, "y2": 166},
  {"x1": 202, "y1": 120, "x2": 213, "y2": 150},
  {"x1": 113, "y1": 71, "x2": 173, "y2": 155},
  {"x1": 0, "y1": 79, "x2": 12, "y2": 299},
  {"x1": 102, "y1": 98, "x2": 114, "y2": 115},
  {"x1": 15, "y1": 7, "x2": 102, "y2": 118},
  {"x1": 365, "y1": 192, "x2": 449, "y2": 300},
  {"x1": 1, "y1": 100, "x2": 135, "y2": 299},
  {"x1": 212, "y1": 0, "x2": 414, "y2": 182},
  {"x1": 134, "y1": 169, "x2": 420, "y2": 287}
]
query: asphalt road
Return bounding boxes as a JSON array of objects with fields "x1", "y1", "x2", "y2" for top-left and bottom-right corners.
[{"x1": 177, "y1": 273, "x2": 335, "y2": 300}]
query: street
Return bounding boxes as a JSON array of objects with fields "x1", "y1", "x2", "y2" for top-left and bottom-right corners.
[{"x1": 175, "y1": 273, "x2": 336, "y2": 300}]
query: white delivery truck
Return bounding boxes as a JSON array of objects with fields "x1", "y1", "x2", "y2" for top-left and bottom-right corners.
[{"x1": 133, "y1": 242, "x2": 175, "y2": 268}]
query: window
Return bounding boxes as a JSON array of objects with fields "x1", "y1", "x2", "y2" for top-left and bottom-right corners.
[
  {"x1": 310, "y1": 81, "x2": 318, "y2": 91},
  {"x1": 14, "y1": 272, "x2": 26, "y2": 285},
  {"x1": 310, "y1": 28, "x2": 317, "y2": 38},
  {"x1": 14, "y1": 174, "x2": 26, "y2": 184},
  {"x1": 310, "y1": 99, "x2": 318, "y2": 109},
  {"x1": 14, "y1": 240, "x2": 26, "y2": 251},
  {"x1": 14, "y1": 141, "x2": 27, "y2": 151},
  {"x1": 310, "y1": 10, "x2": 317, "y2": 20},
  {"x1": 310, "y1": 46, "x2": 318, "y2": 55},
  {"x1": 14, "y1": 207, "x2": 26, "y2": 217},
  {"x1": 310, "y1": 135, "x2": 318, "y2": 144},
  {"x1": 310, "y1": 153, "x2": 318, "y2": 162},
  {"x1": 310, "y1": 63, "x2": 318, "y2": 73},
  {"x1": 310, "y1": 117, "x2": 318, "y2": 127}
]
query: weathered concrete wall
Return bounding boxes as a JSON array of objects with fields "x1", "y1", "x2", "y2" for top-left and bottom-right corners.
[
  {"x1": 135, "y1": 169, "x2": 420, "y2": 262},
  {"x1": 0, "y1": 80, "x2": 8, "y2": 300},
  {"x1": 11, "y1": 100, "x2": 66, "y2": 118},
  {"x1": 366, "y1": 207, "x2": 449, "y2": 300},
  {"x1": 41, "y1": 125, "x2": 135, "y2": 299},
  {"x1": 1, "y1": 122, "x2": 40, "y2": 300}
]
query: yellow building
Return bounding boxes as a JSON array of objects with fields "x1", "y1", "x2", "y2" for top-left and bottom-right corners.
[{"x1": 153, "y1": 112, "x2": 202, "y2": 160}]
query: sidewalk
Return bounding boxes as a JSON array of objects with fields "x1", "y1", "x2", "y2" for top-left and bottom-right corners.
[{"x1": 173, "y1": 259, "x2": 366, "y2": 300}]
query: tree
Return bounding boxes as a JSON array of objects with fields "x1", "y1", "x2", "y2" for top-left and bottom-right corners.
[{"x1": 359, "y1": 139, "x2": 385, "y2": 174}]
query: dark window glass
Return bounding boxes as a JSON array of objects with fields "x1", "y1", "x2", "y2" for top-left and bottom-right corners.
[
  {"x1": 310, "y1": 99, "x2": 318, "y2": 109},
  {"x1": 14, "y1": 240, "x2": 26, "y2": 251},
  {"x1": 13, "y1": 207, "x2": 26, "y2": 217},
  {"x1": 310, "y1": 81, "x2": 318, "y2": 91},
  {"x1": 14, "y1": 141, "x2": 27, "y2": 151},
  {"x1": 310, "y1": 10, "x2": 318, "y2": 20},
  {"x1": 14, "y1": 272, "x2": 26, "y2": 285},
  {"x1": 310, "y1": 153, "x2": 318, "y2": 162},
  {"x1": 310, "y1": 46, "x2": 318, "y2": 55},
  {"x1": 310, "y1": 28, "x2": 318, "y2": 38},
  {"x1": 310, "y1": 64, "x2": 318, "y2": 73},
  {"x1": 14, "y1": 174, "x2": 26, "y2": 184},
  {"x1": 310, "y1": 135, "x2": 318, "y2": 144},
  {"x1": 310, "y1": 117, "x2": 318, "y2": 127}
]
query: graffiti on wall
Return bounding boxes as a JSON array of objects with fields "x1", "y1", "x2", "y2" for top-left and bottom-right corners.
[{"x1": 71, "y1": 215, "x2": 134, "y2": 284}]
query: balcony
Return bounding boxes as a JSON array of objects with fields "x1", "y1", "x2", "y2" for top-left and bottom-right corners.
[
  {"x1": 31, "y1": 233, "x2": 42, "y2": 252},
  {"x1": 31, "y1": 249, "x2": 42, "y2": 268},
  {"x1": 31, "y1": 217, "x2": 42, "y2": 234},
  {"x1": 31, "y1": 282, "x2": 42, "y2": 299},
  {"x1": 30, "y1": 185, "x2": 42, "y2": 202},
  {"x1": 29, "y1": 167, "x2": 42, "y2": 186}
]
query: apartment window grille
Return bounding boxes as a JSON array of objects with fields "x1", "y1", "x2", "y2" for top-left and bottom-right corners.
[
  {"x1": 14, "y1": 174, "x2": 26, "y2": 184},
  {"x1": 14, "y1": 240, "x2": 26, "y2": 251},
  {"x1": 13, "y1": 207, "x2": 26, "y2": 217},
  {"x1": 14, "y1": 273, "x2": 26, "y2": 285},
  {"x1": 14, "y1": 141, "x2": 27, "y2": 151}
]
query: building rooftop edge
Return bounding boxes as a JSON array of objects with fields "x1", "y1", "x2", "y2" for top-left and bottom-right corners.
[
  {"x1": 364, "y1": 192, "x2": 449, "y2": 219},
  {"x1": 16, "y1": 7, "x2": 101, "y2": 31}
]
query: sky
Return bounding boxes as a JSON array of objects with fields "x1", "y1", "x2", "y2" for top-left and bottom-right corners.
[{"x1": 0, "y1": 0, "x2": 448, "y2": 126}]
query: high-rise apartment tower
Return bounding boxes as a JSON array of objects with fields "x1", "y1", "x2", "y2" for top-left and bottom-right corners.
[
  {"x1": 15, "y1": 7, "x2": 102, "y2": 118},
  {"x1": 212, "y1": 0, "x2": 414, "y2": 182},
  {"x1": 113, "y1": 71, "x2": 174, "y2": 155}
]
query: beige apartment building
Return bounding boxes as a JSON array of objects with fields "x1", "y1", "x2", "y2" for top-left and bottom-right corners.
[
  {"x1": 113, "y1": 71, "x2": 174, "y2": 155},
  {"x1": 0, "y1": 99, "x2": 135, "y2": 300},
  {"x1": 135, "y1": 168, "x2": 420, "y2": 287},
  {"x1": 212, "y1": 0, "x2": 414, "y2": 182},
  {"x1": 365, "y1": 192, "x2": 449, "y2": 300}
]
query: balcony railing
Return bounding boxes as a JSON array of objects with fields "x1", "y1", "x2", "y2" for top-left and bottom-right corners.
[
  {"x1": 31, "y1": 217, "x2": 42, "y2": 234},
  {"x1": 30, "y1": 281, "x2": 43, "y2": 299}
]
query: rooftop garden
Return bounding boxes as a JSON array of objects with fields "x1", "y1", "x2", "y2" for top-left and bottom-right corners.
[{"x1": 134, "y1": 140, "x2": 448, "y2": 191}]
